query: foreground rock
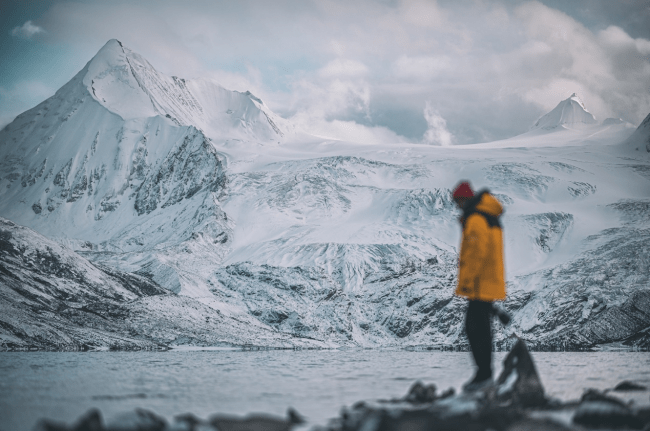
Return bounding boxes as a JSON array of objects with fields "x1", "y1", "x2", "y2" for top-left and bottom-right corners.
[
  {"x1": 32, "y1": 341, "x2": 650, "y2": 431},
  {"x1": 494, "y1": 339, "x2": 546, "y2": 407},
  {"x1": 573, "y1": 390, "x2": 646, "y2": 429},
  {"x1": 34, "y1": 408, "x2": 304, "y2": 431},
  {"x1": 325, "y1": 340, "x2": 650, "y2": 431}
]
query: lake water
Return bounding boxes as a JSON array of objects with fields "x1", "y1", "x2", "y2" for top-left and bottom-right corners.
[{"x1": 1, "y1": 350, "x2": 649, "y2": 431}]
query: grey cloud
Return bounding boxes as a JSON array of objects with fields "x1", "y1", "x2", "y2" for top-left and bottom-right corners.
[
  {"x1": 11, "y1": 0, "x2": 650, "y2": 144},
  {"x1": 10, "y1": 20, "x2": 45, "y2": 39}
]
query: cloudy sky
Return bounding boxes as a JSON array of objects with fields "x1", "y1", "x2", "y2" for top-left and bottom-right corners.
[{"x1": 1, "y1": 0, "x2": 649, "y2": 144}]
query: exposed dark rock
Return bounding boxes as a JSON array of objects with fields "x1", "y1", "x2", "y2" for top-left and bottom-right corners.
[
  {"x1": 580, "y1": 389, "x2": 629, "y2": 407},
  {"x1": 171, "y1": 413, "x2": 204, "y2": 431},
  {"x1": 336, "y1": 395, "x2": 525, "y2": 431},
  {"x1": 613, "y1": 381, "x2": 647, "y2": 392},
  {"x1": 105, "y1": 408, "x2": 166, "y2": 431},
  {"x1": 573, "y1": 400, "x2": 643, "y2": 429},
  {"x1": 33, "y1": 419, "x2": 71, "y2": 431},
  {"x1": 95, "y1": 263, "x2": 168, "y2": 297},
  {"x1": 504, "y1": 418, "x2": 575, "y2": 431},
  {"x1": 495, "y1": 339, "x2": 546, "y2": 407},
  {"x1": 286, "y1": 408, "x2": 305, "y2": 425},
  {"x1": 29, "y1": 376, "x2": 650, "y2": 431},
  {"x1": 403, "y1": 381, "x2": 438, "y2": 404},
  {"x1": 567, "y1": 182, "x2": 596, "y2": 197},
  {"x1": 571, "y1": 389, "x2": 647, "y2": 429},
  {"x1": 71, "y1": 409, "x2": 104, "y2": 431},
  {"x1": 134, "y1": 129, "x2": 226, "y2": 216},
  {"x1": 522, "y1": 212, "x2": 574, "y2": 253},
  {"x1": 209, "y1": 408, "x2": 301, "y2": 431},
  {"x1": 53, "y1": 159, "x2": 72, "y2": 187}
]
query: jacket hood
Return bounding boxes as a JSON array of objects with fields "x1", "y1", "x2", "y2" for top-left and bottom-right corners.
[
  {"x1": 475, "y1": 192, "x2": 503, "y2": 217},
  {"x1": 463, "y1": 189, "x2": 503, "y2": 218}
]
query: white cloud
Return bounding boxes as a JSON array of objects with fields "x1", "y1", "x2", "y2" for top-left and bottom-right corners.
[
  {"x1": 285, "y1": 77, "x2": 372, "y2": 127},
  {"x1": 422, "y1": 101, "x2": 453, "y2": 146},
  {"x1": 10, "y1": 20, "x2": 45, "y2": 39}
]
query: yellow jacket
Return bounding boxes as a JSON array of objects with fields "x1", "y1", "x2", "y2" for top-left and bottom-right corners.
[{"x1": 455, "y1": 191, "x2": 506, "y2": 301}]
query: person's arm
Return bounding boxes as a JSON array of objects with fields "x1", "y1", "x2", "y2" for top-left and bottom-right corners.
[{"x1": 457, "y1": 215, "x2": 488, "y2": 295}]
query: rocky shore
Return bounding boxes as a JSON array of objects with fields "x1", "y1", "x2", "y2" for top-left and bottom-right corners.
[{"x1": 33, "y1": 340, "x2": 650, "y2": 431}]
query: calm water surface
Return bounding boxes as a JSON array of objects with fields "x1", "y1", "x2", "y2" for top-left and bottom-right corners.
[{"x1": 1, "y1": 350, "x2": 649, "y2": 431}]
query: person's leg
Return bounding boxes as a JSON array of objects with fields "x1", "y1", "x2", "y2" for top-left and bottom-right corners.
[{"x1": 465, "y1": 300, "x2": 493, "y2": 381}]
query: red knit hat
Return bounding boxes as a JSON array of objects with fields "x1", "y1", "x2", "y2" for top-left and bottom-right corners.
[{"x1": 452, "y1": 181, "x2": 474, "y2": 199}]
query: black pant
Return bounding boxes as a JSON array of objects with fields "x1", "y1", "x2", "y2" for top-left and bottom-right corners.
[{"x1": 465, "y1": 300, "x2": 493, "y2": 380}]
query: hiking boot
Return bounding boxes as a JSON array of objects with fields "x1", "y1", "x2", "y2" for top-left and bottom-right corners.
[{"x1": 462, "y1": 375, "x2": 494, "y2": 393}]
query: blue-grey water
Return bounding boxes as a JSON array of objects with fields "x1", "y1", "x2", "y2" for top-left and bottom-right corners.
[{"x1": 1, "y1": 350, "x2": 649, "y2": 431}]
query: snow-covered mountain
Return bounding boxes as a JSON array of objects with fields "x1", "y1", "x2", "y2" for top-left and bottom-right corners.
[
  {"x1": 1, "y1": 40, "x2": 649, "y2": 350},
  {"x1": 84, "y1": 39, "x2": 289, "y2": 139},
  {"x1": 530, "y1": 93, "x2": 598, "y2": 131}
]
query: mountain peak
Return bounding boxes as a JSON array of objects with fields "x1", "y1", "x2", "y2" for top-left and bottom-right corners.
[
  {"x1": 81, "y1": 39, "x2": 161, "y2": 119},
  {"x1": 531, "y1": 93, "x2": 597, "y2": 131},
  {"x1": 92, "y1": 39, "x2": 125, "y2": 60},
  {"x1": 84, "y1": 39, "x2": 133, "y2": 83}
]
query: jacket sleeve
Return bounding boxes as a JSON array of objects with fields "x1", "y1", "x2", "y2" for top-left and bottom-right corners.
[{"x1": 457, "y1": 214, "x2": 489, "y2": 296}]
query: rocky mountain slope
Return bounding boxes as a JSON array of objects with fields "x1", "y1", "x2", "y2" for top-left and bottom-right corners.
[
  {"x1": 1, "y1": 40, "x2": 649, "y2": 350},
  {"x1": 0, "y1": 217, "x2": 328, "y2": 350}
]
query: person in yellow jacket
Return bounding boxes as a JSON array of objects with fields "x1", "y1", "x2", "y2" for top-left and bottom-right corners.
[{"x1": 452, "y1": 181, "x2": 509, "y2": 392}]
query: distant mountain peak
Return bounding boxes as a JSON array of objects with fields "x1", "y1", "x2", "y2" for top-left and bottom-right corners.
[
  {"x1": 73, "y1": 39, "x2": 288, "y2": 139},
  {"x1": 531, "y1": 93, "x2": 597, "y2": 131}
]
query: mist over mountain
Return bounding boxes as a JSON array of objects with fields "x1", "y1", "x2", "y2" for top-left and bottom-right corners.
[{"x1": 1, "y1": 40, "x2": 648, "y2": 351}]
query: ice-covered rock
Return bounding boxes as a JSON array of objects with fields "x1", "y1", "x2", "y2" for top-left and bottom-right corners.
[{"x1": 573, "y1": 390, "x2": 644, "y2": 429}]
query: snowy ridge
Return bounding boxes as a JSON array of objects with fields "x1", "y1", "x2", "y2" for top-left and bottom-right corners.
[
  {"x1": 622, "y1": 112, "x2": 650, "y2": 154},
  {"x1": 1, "y1": 40, "x2": 650, "y2": 350}
]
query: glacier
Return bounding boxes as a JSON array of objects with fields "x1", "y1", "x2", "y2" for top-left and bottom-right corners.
[{"x1": 1, "y1": 39, "x2": 649, "y2": 351}]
